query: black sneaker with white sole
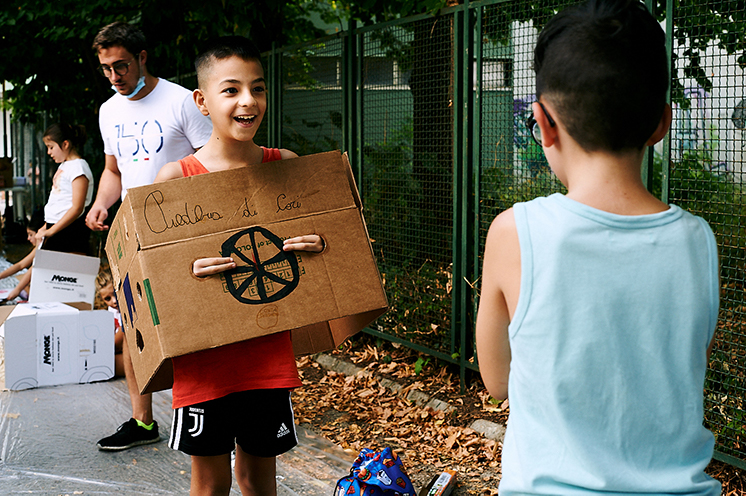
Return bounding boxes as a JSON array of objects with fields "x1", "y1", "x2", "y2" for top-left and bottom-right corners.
[{"x1": 97, "y1": 418, "x2": 160, "y2": 451}]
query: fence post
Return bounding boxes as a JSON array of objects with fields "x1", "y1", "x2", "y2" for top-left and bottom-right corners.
[
  {"x1": 268, "y1": 42, "x2": 282, "y2": 150},
  {"x1": 343, "y1": 20, "x2": 360, "y2": 185},
  {"x1": 471, "y1": 4, "x2": 484, "y2": 376},
  {"x1": 660, "y1": 0, "x2": 673, "y2": 205},
  {"x1": 642, "y1": 0, "x2": 656, "y2": 192},
  {"x1": 452, "y1": 1, "x2": 475, "y2": 393}
]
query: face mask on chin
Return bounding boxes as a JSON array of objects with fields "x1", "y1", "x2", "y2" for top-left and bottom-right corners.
[{"x1": 112, "y1": 59, "x2": 147, "y2": 99}]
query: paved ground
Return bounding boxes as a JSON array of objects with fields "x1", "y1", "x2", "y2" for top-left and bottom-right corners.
[
  {"x1": 0, "y1": 377, "x2": 353, "y2": 495},
  {"x1": 0, "y1": 245, "x2": 356, "y2": 494}
]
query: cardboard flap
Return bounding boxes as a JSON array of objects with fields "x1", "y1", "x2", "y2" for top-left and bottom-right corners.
[
  {"x1": 291, "y1": 306, "x2": 389, "y2": 357},
  {"x1": 0, "y1": 306, "x2": 16, "y2": 327},
  {"x1": 341, "y1": 152, "x2": 362, "y2": 210},
  {"x1": 116, "y1": 150, "x2": 358, "y2": 251},
  {"x1": 64, "y1": 302, "x2": 93, "y2": 311},
  {"x1": 140, "y1": 358, "x2": 174, "y2": 395},
  {"x1": 33, "y1": 247, "x2": 100, "y2": 274}
]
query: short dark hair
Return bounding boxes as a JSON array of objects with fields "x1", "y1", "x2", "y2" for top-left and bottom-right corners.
[
  {"x1": 195, "y1": 36, "x2": 263, "y2": 89},
  {"x1": 92, "y1": 21, "x2": 146, "y2": 56},
  {"x1": 534, "y1": 0, "x2": 668, "y2": 152},
  {"x1": 43, "y1": 123, "x2": 88, "y2": 153}
]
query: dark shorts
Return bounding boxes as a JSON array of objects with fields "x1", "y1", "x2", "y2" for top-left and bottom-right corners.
[
  {"x1": 43, "y1": 216, "x2": 90, "y2": 254},
  {"x1": 168, "y1": 389, "x2": 297, "y2": 457}
]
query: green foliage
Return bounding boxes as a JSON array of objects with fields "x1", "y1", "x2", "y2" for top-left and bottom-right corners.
[
  {"x1": 480, "y1": 162, "x2": 564, "y2": 216},
  {"x1": 0, "y1": 0, "x2": 325, "y2": 124},
  {"x1": 0, "y1": 0, "x2": 326, "y2": 180},
  {"x1": 361, "y1": 117, "x2": 454, "y2": 347},
  {"x1": 654, "y1": 149, "x2": 746, "y2": 283},
  {"x1": 322, "y1": 0, "x2": 451, "y2": 26},
  {"x1": 664, "y1": 0, "x2": 746, "y2": 109},
  {"x1": 705, "y1": 344, "x2": 746, "y2": 459},
  {"x1": 362, "y1": 117, "x2": 421, "y2": 262},
  {"x1": 376, "y1": 259, "x2": 453, "y2": 352},
  {"x1": 414, "y1": 356, "x2": 430, "y2": 374},
  {"x1": 282, "y1": 111, "x2": 342, "y2": 157},
  {"x1": 658, "y1": 147, "x2": 746, "y2": 457}
]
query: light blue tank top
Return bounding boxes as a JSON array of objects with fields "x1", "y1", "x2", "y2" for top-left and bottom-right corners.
[{"x1": 499, "y1": 194, "x2": 721, "y2": 495}]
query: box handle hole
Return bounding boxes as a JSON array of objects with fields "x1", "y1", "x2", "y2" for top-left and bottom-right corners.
[{"x1": 136, "y1": 329, "x2": 144, "y2": 352}]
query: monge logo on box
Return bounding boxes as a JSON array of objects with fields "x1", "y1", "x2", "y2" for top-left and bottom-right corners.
[
  {"x1": 51, "y1": 274, "x2": 77, "y2": 283},
  {"x1": 43, "y1": 335, "x2": 52, "y2": 365}
]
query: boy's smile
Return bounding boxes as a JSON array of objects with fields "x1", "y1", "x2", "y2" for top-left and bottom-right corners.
[{"x1": 196, "y1": 56, "x2": 267, "y2": 144}]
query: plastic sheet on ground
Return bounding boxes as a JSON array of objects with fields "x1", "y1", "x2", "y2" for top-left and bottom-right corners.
[
  {"x1": 0, "y1": 374, "x2": 353, "y2": 494},
  {"x1": 0, "y1": 250, "x2": 352, "y2": 494}
]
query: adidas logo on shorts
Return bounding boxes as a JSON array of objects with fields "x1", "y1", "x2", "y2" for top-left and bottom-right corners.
[{"x1": 277, "y1": 423, "x2": 290, "y2": 438}]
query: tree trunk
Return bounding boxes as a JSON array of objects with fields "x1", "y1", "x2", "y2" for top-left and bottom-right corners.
[{"x1": 408, "y1": 15, "x2": 454, "y2": 264}]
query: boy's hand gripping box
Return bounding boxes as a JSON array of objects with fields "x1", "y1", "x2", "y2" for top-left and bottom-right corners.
[
  {"x1": 105, "y1": 150, "x2": 388, "y2": 394},
  {"x1": 0, "y1": 302, "x2": 115, "y2": 390}
]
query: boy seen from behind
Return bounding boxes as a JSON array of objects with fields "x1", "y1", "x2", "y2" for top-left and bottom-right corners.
[
  {"x1": 155, "y1": 37, "x2": 324, "y2": 496},
  {"x1": 475, "y1": 0, "x2": 721, "y2": 494}
]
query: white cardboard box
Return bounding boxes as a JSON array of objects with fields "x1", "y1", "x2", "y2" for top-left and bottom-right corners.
[
  {"x1": 29, "y1": 248, "x2": 100, "y2": 307},
  {"x1": 0, "y1": 302, "x2": 115, "y2": 390}
]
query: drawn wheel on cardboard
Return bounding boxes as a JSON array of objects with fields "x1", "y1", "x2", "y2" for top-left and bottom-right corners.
[{"x1": 221, "y1": 226, "x2": 300, "y2": 304}]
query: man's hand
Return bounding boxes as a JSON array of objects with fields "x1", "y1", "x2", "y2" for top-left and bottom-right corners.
[{"x1": 85, "y1": 205, "x2": 110, "y2": 231}]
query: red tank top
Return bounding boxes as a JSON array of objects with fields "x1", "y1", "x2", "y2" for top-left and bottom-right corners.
[{"x1": 171, "y1": 147, "x2": 301, "y2": 409}]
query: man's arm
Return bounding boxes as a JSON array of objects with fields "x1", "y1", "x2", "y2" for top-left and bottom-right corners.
[
  {"x1": 475, "y1": 208, "x2": 520, "y2": 401},
  {"x1": 85, "y1": 155, "x2": 122, "y2": 231}
]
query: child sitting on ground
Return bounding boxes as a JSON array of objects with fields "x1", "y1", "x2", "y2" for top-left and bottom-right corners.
[
  {"x1": 475, "y1": 0, "x2": 721, "y2": 494},
  {"x1": 95, "y1": 267, "x2": 124, "y2": 377},
  {"x1": 154, "y1": 36, "x2": 324, "y2": 496},
  {"x1": 0, "y1": 210, "x2": 45, "y2": 302}
]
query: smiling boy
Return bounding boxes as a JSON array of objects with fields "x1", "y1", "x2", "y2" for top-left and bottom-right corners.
[{"x1": 155, "y1": 36, "x2": 323, "y2": 496}]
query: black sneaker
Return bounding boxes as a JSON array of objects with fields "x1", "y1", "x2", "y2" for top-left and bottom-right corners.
[{"x1": 96, "y1": 418, "x2": 160, "y2": 451}]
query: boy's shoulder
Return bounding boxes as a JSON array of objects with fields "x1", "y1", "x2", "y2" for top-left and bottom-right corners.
[
  {"x1": 154, "y1": 159, "x2": 187, "y2": 183},
  {"x1": 278, "y1": 148, "x2": 298, "y2": 160}
]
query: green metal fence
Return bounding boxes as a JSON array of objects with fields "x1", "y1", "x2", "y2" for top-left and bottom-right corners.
[{"x1": 263, "y1": 0, "x2": 746, "y2": 467}]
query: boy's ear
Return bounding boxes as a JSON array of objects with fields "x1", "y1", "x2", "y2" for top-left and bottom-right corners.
[
  {"x1": 193, "y1": 88, "x2": 209, "y2": 116},
  {"x1": 646, "y1": 104, "x2": 672, "y2": 147},
  {"x1": 532, "y1": 101, "x2": 559, "y2": 148},
  {"x1": 139, "y1": 50, "x2": 148, "y2": 66}
]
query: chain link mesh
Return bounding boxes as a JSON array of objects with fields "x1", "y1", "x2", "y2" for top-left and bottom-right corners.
[{"x1": 271, "y1": 0, "x2": 746, "y2": 463}]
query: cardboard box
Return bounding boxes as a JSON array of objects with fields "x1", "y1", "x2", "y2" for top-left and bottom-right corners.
[
  {"x1": 29, "y1": 247, "x2": 100, "y2": 307},
  {"x1": 106, "y1": 150, "x2": 388, "y2": 394},
  {"x1": 0, "y1": 302, "x2": 115, "y2": 391}
]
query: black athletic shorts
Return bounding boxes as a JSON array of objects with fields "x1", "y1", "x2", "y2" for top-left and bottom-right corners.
[{"x1": 168, "y1": 388, "x2": 297, "y2": 457}]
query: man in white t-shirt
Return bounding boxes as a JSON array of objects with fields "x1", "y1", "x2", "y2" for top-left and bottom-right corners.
[{"x1": 86, "y1": 21, "x2": 212, "y2": 452}]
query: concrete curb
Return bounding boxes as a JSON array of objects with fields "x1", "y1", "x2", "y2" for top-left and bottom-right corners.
[{"x1": 311, "y1": 353, "x2": 506, "y2": 443}]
